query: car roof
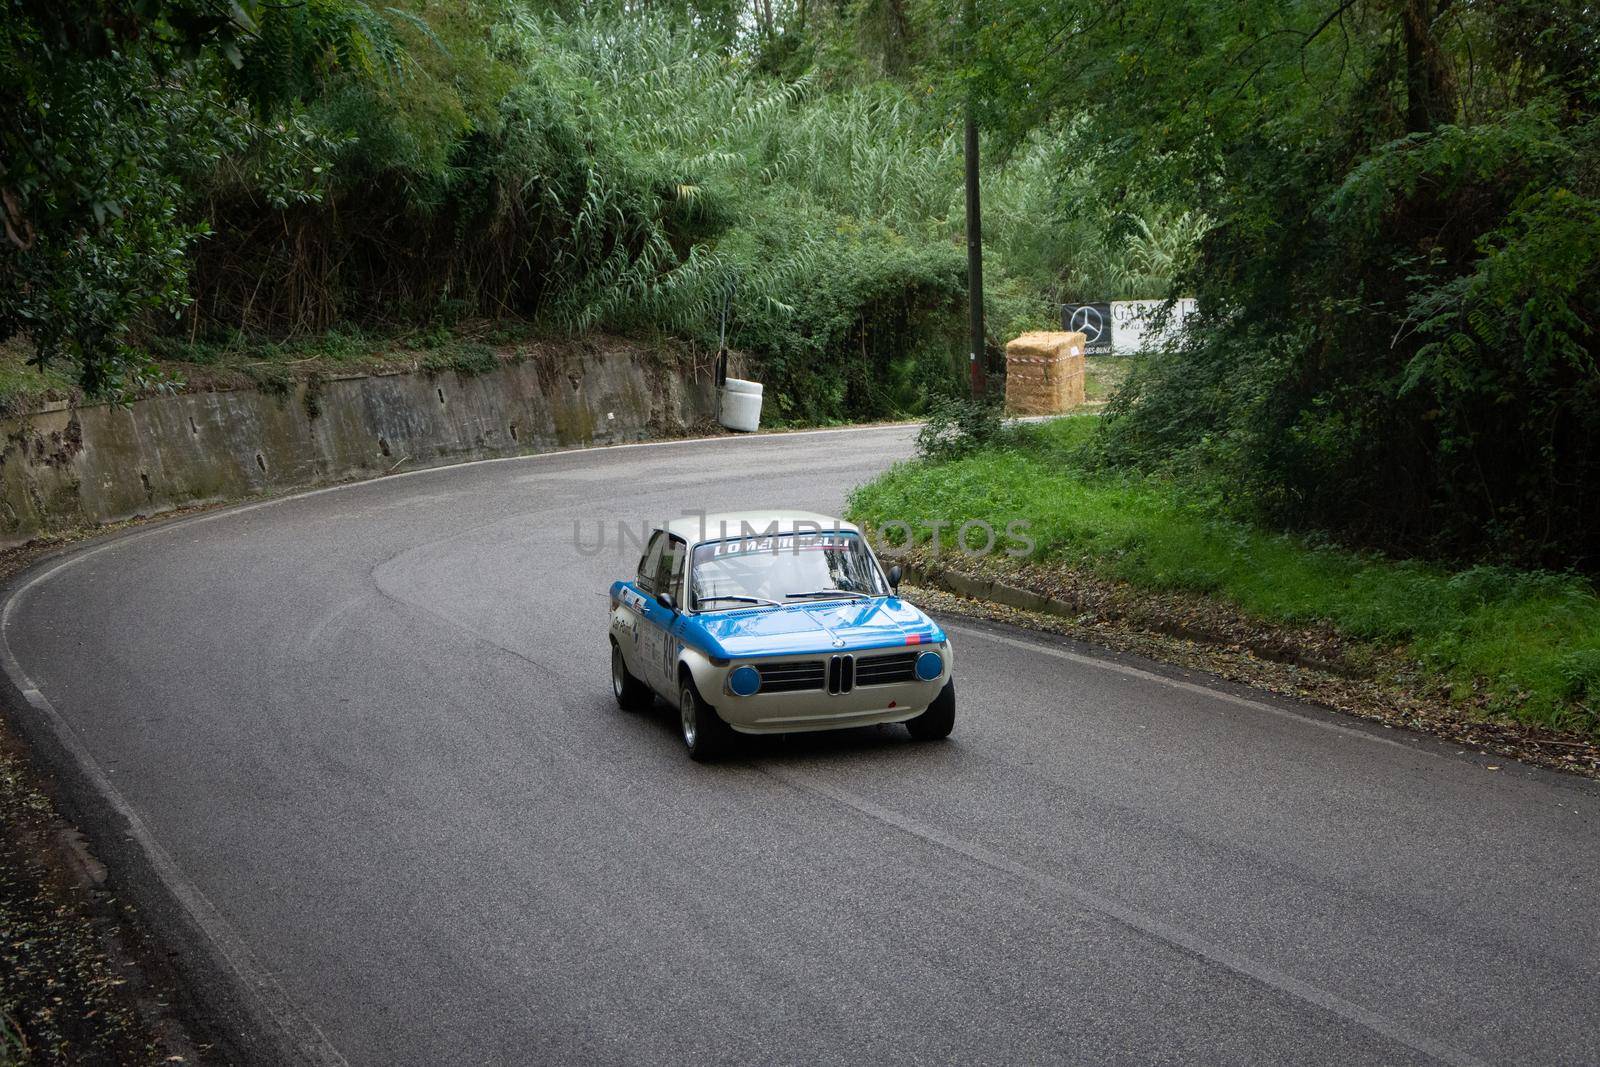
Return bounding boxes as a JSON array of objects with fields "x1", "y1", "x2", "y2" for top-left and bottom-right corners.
[{"x1": 658, "y1": 511, "x2": 861, "y2": 546}]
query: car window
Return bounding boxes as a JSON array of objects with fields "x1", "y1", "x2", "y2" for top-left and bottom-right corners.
[
  {"x1": 690, "y1": 531, "x2": 886, "y2": 610},
  {"x1": 636, "y1": 531, "x2": 665, "y2": 594},
  {"x1": 655, "y1": 536, "x2": 687, "y2": 601}
]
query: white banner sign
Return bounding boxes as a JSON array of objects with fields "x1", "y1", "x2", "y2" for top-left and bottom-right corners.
[{"x1": 1062, "y1": 298, "x2": 1197, "y2": 355}]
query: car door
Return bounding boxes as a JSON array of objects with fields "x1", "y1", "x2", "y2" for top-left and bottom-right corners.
[
  {"x1": 652, "y1": 535, "x2": 688, "y2": 693},
  {"x1": 637, "y1": 534, "x2": 687, "y2": 695},
  {"x1": 625, "y1": 531, "x2": 666, "y2": 688}
]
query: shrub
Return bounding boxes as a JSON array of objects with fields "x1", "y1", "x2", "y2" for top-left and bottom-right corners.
[{"x1": 914, "y1": 395, "x2": 1007, "y2": 461}]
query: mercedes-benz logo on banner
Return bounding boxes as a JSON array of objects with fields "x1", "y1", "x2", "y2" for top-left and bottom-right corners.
[
  {"x1": 1068, "y1": 304, "x2": 1104, "y2": 342},
  {"x1": 1061, "y1": 302, "x2": 1113, "y2": 354}
]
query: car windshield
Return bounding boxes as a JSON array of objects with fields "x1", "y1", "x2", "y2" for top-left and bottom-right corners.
[{"x1": 690, "y1": 531, "x2": 887, "y2": 611}]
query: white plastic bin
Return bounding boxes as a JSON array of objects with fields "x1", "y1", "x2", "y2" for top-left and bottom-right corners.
[{"x1": 719, "y1": 378, "x2": 763, "y2": 432}]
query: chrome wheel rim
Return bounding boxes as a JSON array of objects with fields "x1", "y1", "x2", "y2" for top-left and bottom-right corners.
[
  {"x1": 680, "y1": 688, "x2": 697, "y2": 748},
  {"x1": 611, "y1": 647, "x2": 625, "y2": 697}
]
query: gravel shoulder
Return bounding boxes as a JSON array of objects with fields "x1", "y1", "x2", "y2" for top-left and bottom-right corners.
[
  {"x1": 901, "y1": 551, "x2": 1600, "y2": 779},
  {"x1": 0, "y1": 530, "x2": 217, "y2": 1065}
]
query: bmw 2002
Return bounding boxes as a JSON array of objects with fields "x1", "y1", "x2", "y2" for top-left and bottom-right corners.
[{"x1": 608, "y1": 511, "x2": 955, "y2": 760}]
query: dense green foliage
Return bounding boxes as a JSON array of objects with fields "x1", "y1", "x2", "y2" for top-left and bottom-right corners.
[
  {"x1": 2, "y1": 0, "x2": 1198, "y2": 423},
  {"x1": 964, "y1": 0, "x2": 1600, "y2": 569},
  {"x1": 8, "y1": 0, "x2": 1597, "y2": 569},
  {"x1": 0, "y1": 0, "x2": 413, "y2": 394},
  {"x1": 851, "y1": 417, "x2": 1600, "y2": 734}
]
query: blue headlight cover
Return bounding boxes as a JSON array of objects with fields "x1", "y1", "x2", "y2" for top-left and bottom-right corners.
[
  {"x1": 729, "y1": 665, "x2": 761, "y2": 696},
  {"x1": 915, "y1": 650, "x2": 944, "y2": 681}
]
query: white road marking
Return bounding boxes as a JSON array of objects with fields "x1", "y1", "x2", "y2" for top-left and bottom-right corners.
[
  {"x1": 0, "y1": 420, "x2": 922, "y2": 1065},
  {"x1": 762, "y1": 763, "x2": 1487, "y2": 1067},
  {"x1": 949, "y1": 622, "x2": 1427, "y2": 754},
  {"x1": 1, "y1": 416, "x2": 1487, "y2": 1064},
  {"x1": 0, "y1": 578, "x2": 350, "y2": 1066}
]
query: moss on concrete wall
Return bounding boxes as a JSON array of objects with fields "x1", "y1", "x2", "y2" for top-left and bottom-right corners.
[{"x1": 0, "y1": 341, "x2": 720, "y2": 547}]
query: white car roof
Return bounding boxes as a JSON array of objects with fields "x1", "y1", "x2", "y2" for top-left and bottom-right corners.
[{"x1": 658, "y1": 511, "x2": 861, "y2": 546}]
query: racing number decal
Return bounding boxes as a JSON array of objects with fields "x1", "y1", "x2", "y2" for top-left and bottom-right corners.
[{"x1": 639, "y1": 608, "x2": 663, "y2": 688}]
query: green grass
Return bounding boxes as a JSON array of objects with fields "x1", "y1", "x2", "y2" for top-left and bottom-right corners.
[
  {"x1": 1082, "y1": 357, "x2": 1131, "y2": 403},
  {"x1": 0, "y1": 342, "x2": 78, "y2": 416},
  {"x1": 848, "y1": 416, "x2": 1600, "y2": 735},
  {"x1": 149, "y1": 325, "x2": 409, "y2": 372},
  {"x1": 0, "y1": 324, "x2": 550, "y2": 415}
]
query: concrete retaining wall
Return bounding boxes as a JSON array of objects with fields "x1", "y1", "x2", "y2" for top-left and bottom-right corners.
[{"x1": 0, "y1": 343, "x2": 719, "y2": 547}]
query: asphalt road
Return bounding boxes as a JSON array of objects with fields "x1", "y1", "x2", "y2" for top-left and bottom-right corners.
[{"x1": 8, "y1": 426, "x2": 1599, "y2": 1066}]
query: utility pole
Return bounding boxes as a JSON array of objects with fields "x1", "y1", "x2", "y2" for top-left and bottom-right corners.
[{"x1": 963, "y1": 0, "x2": 986, "y2": 398}]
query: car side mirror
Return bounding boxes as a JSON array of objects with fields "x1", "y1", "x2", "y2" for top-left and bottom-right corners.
[
  {"x1": 657, "y1": 591, "x2": 678, "y2": 614},
  {"x1": 887, "y1": 565, "x2": 902, "y2": 592}
]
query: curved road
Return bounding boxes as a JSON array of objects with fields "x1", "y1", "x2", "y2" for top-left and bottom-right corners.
[{"x1": 7, "y1": 426, "x2": 1599, "y2": 1065}]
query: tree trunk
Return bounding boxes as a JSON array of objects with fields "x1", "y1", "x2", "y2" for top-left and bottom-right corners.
[{"x1": 1402, "y1": 0, "x2": 1456, "y2": 132}]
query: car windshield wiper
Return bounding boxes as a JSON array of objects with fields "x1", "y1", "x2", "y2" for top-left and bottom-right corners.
[
  {"x1": 785, "y1": 589, "x2": 871, "y2": 601},
  {"x1": 696, "y1": 594, "x2": 781, "y2": 608}
]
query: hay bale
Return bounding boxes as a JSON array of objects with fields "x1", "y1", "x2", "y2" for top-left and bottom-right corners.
[{"x1": 1005, "y1": 331, "x2": 1086, "y2": 415}]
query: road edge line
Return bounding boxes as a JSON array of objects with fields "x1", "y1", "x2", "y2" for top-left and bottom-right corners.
[
  {"x1": 0, "y1": 561, "x2": 350, "y2": 1067},
  {"x1": 0, "y1": 418, "x2": 928, "y2": 1065},
  {"x1": 762, "y1": 764, "x2": 1489, "y2": 1067}
]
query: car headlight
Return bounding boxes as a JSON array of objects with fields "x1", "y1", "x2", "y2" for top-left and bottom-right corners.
[
  {"x1": 728, "y1": 665, "x2": 761, "y2": 697},
  {"x1": 915, "y1": 650, "x2": 944, "y2": 681}
]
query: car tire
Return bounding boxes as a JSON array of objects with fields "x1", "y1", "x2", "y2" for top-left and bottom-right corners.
[
  {"x1": 906, "y1": 680, "x2": 955, "y2": 741},
  {"x1": 611, "y1": 641, "x2": 653, "y2": 711},
  {"x1": 679, "y1": 677, "x2": 732, "y2": 762}
]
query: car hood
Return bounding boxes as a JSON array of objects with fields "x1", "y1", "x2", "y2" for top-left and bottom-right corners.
[{"x1": 687, "y1": 597, "x2": 945, "y2": 659}]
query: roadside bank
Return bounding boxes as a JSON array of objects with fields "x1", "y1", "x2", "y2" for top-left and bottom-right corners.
[{"x1": 849, "y1": 417, "x2": 1600, "y2": 774}]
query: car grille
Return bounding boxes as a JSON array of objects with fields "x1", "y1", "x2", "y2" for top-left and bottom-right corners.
[
  {"x1": 754, "y1": 650, "x2": 922, "y2": 694},
  {"x1": 755, "y1": 660, "x2": 827, "y2": 693},
  {"x1": 854, "y1": 651, "x2": 918, "y2": 686},
  {"x1": 826, "y1": 654, "x2": 854, "y2": 695}
]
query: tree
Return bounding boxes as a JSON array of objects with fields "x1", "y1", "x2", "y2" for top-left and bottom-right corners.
[
  {"x1": 0, "y1": 0, "x2": 407, "y2": 395},
  {"x1": 961, "y1": 0, "x2": 1600, "y2": 569}
]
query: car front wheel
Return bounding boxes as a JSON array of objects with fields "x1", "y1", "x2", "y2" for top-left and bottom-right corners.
[
  {"x1": 612, "y1": 641, "x2": 653, "y2": 711},
  {"x1": 906, "y1": 680, "x2": 955, "y2": 741},
  {"x1": 679, "y1": 677, "x2": 732, "y2": 761}
]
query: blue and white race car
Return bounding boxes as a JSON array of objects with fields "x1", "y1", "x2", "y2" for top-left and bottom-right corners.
[{"x1": 608, "y1": 511, "x2": 955, "y2": 760}]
